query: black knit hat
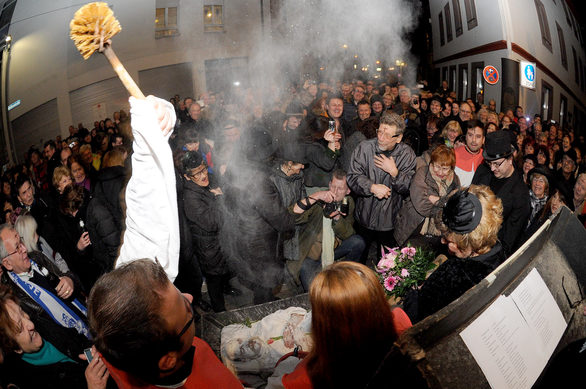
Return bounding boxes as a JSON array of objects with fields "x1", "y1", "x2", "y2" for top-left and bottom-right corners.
[{"x1": 442, "y1": 190, "x2": 483, "y2": 234}]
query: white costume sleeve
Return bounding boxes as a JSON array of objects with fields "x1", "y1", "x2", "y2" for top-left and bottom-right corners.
[{"x1": 115, "y1": 96, "x2": 180, "y2": 281}]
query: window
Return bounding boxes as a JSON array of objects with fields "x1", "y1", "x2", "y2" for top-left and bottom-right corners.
[
  {"x1": 559, "y1": 94, "x2": 567, "y2": 126},
  {"x1": 471, "y1": 61, "x2": 484, "y2": 98},
  {"x1": 572, "y1": 47, "x2": 579, "y2": 84},
  {"x1": 444, "y1": 3, "x2": 453, "y2": 42},
  {"x1": 561, "y1": 0, "x2": 571, "y2": 26},
  {"x1": 453, "y1": 0, "x2": 463, "y2": 37},
  {"x1": 578, "y1": 58, "x2": 584, "y2": 90},
  {"x1": 438, "y1": 12, "x2": 445, "y2": 46},
  {"x1": 556, "y1": 22, "x2": 568, "y2": 69},
  {"x1": 204, "y1": 4, "x2": 224, "y2": 32},
  {"x1": 458, "y1": 64, "x2": 468, "y2": 99},
  {"x1": 450, "y1": 65, "x2": 457, "y2": 92},
  {"x1": 534, "y1": 0, "x2": 552, "y2": 52},
  {"x1": 540, "y1": 81, "x2": 553, "y2": 121},
  {"x1": 463, "y1": 0, "x2": 477, "y2": 30},
  {"x1": 442, "y1": 67, "x2": 448, "y2": 84},
  {"x1": 155, "y1": 1, "x2": 178, "y2": 38}
]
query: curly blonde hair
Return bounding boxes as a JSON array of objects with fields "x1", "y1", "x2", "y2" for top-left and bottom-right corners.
[{"x1": 440, "y1": 185, "x2": 503, "y2": 255}]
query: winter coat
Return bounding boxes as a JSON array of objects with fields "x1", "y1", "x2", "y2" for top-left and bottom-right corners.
[
  {"x1": 286, "y1": 197, "x2": 357, "y2": 282},
  {"x1": 0, "y1": 250, "x2": 83, "y2": 319},
  {"x1": 222, "y1": 161, "x2": 295, "y2": 288},
  {"x1": 347, "y1": 139, "x2": 417, "y2": 231},
  {"x1": 269, "y1": 164, "x2": 306, "y2": 208},
  {"x1": 182, "y1": 177, "x2": 227, "y2": 276},
  {"x1": 472, "y1": 166, "x2": 530, "y2": 255},
  {"x1": 86, "y1": 165, "x2": 127, "y2": 274},
  {"x1": 302, "y1": 141, "x2": 340, "y2": 188},
  {"x1": 403, "y1": 242, "x2": 506, "y2": 323},
  {"x1": 394, "y1": 163, "x2": 460, "y2": 245},
  {"x1": 53, "y1": 190, "x2": 100, "y2": 291}
]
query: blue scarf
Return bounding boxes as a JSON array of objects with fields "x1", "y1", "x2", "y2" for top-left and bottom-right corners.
[{"x1": 8, "y1": 260, "x2": 90, "y2": 338}]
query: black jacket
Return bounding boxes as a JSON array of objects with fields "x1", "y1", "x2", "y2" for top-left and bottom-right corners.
[
  {"x1": 53, "y1": 190, "x2": 99, "y2": 291},
  {"x1": 472, "y1": 166, "x2": 530, "y2": 255},
  {"x1": 86, "y1": 165, "x2": 127, "y2": 274},
  {"x1": 182, "y1": 177, "x2": 227, "y2": 276},
  {"x1": 222, "y1": 161, "x2": 295, "y2": 288},
  {"x1": 403, "y1": 242, "x2": 506, "y2": 323},
  {"x1": 0, "y1": 251, "x2": 83, "y2": 320}
]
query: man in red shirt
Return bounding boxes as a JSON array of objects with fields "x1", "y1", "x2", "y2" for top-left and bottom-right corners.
[
  {"x1": 454, "y1": 120, "x2": 485, "y2": 187},
  {"x1": 88, "y1": 259, "x2": 242, "y2": 389}
]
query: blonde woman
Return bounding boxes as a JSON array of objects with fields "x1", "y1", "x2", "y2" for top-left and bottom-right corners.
[
  {"x1": 403, "y1": 185, "x2": 504, "y2": 323},
  {"x1": 14, "y1": 214, "x2": 71, "y2": 274},
  {"x1": 440, "y1": 120, "x2": 463, "y2": 148}
]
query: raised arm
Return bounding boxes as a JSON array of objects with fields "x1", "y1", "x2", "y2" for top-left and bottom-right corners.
[{"x1": 116, "y1": 96, "x2": 180, "y2": 281}]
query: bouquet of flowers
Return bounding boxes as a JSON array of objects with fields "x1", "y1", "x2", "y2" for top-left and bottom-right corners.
[{"x1": 376, "y1": 245, "x2": 437, "y2": 299}]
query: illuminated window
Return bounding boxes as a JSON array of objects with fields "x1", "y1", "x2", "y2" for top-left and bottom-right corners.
[
  {"x1": 540, "y1": 81, "x2": 552, "y2": 121},
  {"x1": 155, "y1": 3, "x2": 178, "y2": 39},
  {"x1": 204, "y1": 5, "x2": 224, "y2": 32}
]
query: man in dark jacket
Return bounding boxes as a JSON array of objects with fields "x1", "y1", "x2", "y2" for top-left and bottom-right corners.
[
  {"x1": 222, "y1": 128, "x2": 295, "y2": 304},
  {"x1": 472, "y1": 131, "x2": 531, "y2": 255},
  {"x1": 0, "y1": 225, "x2": 88, "y2": 338},
  {"x1": 347, "y1": 112, "x2": 417, "y2": 263}
]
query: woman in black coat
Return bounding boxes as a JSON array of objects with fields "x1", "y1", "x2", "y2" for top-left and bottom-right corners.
[
  {"x1": 181, "y1": 151, "x2": 230, "y2": 312},
  {"x1": 403, "y1": 185, "x2": 505, "y2": 323},
  {"x1": 86, "y1": 148, "x2": 127, "y2": 275},
  {"x1": 54, "y1": 185, "x2": 100, "y2": 292}
]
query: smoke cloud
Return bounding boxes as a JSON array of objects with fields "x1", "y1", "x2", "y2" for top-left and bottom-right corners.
[{"x1": 249, "y1": 0, "x2": 421, "y2": 92}]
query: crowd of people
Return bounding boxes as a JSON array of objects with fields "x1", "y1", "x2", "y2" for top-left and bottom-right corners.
[{"x1": 0, "y1": 74, "x2": 584, "y2": 388}]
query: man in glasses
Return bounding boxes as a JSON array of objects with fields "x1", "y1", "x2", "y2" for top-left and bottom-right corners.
[
  {"x1": 89, "y1": 259, "x2": 242, "y2": 388},
  {"x1": 347, "y1": 111, "x2": 416, "y2": 263},
  {"x1": 472, "y1": 131, "x2": 530, "y2": 255},
  {"x1": 0, "y1": 225, "x2": 88, "y2": 338}
]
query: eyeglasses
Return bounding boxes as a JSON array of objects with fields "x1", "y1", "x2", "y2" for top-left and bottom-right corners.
[
  {"x1": 3, "y1": 238, "x2": 25, "y2": 260},
  {"x1": 376, "y1": 128, "x2": 401, "y2": 139},
  {"x1": 189, "y1": 164, "x2": 208, "y2": 180},
  {"x1": 486, "y1": 159, "x2": 506, "y2": 169},
  {"x1": 178, "y1": 295, "x2": 195, "y2": 338}
]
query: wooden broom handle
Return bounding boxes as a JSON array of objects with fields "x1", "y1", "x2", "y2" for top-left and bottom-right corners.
[{"x1": 102, "y1": 45, "x2": 145, "y2": 99}]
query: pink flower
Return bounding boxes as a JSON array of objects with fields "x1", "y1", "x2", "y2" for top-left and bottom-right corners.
[
  {"x1": 377, "y1": 256, "x2": 396, "y2": 272},
  {"x1": 384, "y1": 276, "x2": 399, "y2": 292},
  {"x1": 401, "y1": 247, "x2": 417, "y2": 258},
  {"x1": 401, "y1": 268, "x2": 410, "y2": 277}
]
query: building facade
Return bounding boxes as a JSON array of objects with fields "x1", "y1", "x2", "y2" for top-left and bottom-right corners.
[
  {"x1": 429, "y1": 0, "x2": 585, "y2": 132},
  {"x1": 2, "y1": 0, "x2": 272, "y2": 163}
]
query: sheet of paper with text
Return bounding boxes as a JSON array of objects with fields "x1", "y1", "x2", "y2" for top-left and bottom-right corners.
[{"x1": 460, "y1": 268, "x2": 567, "y2": 389}]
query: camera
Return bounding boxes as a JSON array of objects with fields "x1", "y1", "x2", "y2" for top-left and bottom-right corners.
[{"x1": 322, "y1": 197, "x2": 349, "y2": 217}]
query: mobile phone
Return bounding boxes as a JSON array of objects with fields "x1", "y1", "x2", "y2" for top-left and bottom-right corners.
[{"x1": 84, "y1": 348, "x2": 94, "y2": 363}]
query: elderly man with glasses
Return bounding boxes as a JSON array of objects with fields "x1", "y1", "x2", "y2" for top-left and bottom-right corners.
[
  {"x1": 472, "y1": 131, "x2": 530, "y2": 255},
  {"x1": 0, "y1": 225, "x2": 89, "y2": 339},
  {"x1": 347, "y1": 111, "x2": 417, "y2": 263}
]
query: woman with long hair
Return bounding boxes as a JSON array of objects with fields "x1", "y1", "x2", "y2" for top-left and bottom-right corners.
[{"x1": 282, "y1": 261, "x2": 424, "y2": 388}]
